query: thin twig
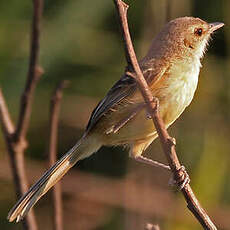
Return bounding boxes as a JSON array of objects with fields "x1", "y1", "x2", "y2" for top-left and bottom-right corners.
[
  {"x1": 0, "y1": 89, "x2": 15, "y2": 135},
  {"x1": 15, "y1": 0, "x2": 44, "y2": 143},
  {"x1": 0, "y1": 0, "x2": 44, "y2": 229},
  {"x1": 0, "y1": 93, "x2": 38, "y2": 230},
  {"x1": 48, "y1": 81, "x2": 68, "y2": 230},
  {"x1": 113, "y1": 0, "x2": 217, "y2": 229}
]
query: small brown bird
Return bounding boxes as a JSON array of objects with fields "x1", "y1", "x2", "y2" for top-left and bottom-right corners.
[{"x1": 8, "y1": 17, "x2": 224, "y2": 222}]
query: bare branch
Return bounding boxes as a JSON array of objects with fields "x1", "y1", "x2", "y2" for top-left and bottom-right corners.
[
  {"x1": 48, "y1": 81, "x2": 68, "y2": 230},
  {"x1": 0, "y1": 88, "x2": 15, "y2": 136},
  {"x1": 0, "y1": 0, "x2": 44, "y2": 229},
  {"x1": 0, "y1": 90, "x2": 38, "y2": 230},
  {"x1": 15, "y1": 0, "x2": 44, "y2": 143},
  {"x1": 0, "y1": 88, "x2": 38, "y2": 230},
  {"x1": 113, "y1": 0, "x2": 217, "y2": 229}
]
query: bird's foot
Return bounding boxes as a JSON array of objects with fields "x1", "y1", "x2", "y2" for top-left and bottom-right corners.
[{"x1": 168, "y1": 165, "x2": 190, "y2": 190}]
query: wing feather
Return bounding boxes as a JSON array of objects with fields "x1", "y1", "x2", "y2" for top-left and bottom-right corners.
[
  {"x1": 86, "y1": 62, "x2": 168, "y2": 132},
  {"x1": 86, "y1": 74, "x2": 136, "y2": 131}
]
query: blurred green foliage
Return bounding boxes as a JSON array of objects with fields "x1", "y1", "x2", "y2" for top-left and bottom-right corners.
[{"x1": 0, "y1": 0, "x2": 229, "y2": 230}]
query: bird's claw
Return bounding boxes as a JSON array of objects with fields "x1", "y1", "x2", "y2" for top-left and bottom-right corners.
[{"x1": 168, "y1": 165, "x2": 190, "y2": 190}]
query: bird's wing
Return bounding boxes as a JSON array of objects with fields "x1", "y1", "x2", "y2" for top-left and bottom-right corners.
[
  {"x1": 86, "y1": 63, "x2": 168, "y2": 132},
  {"x1": 86, "y1": 72, "x2": 137, "y2": 131}
]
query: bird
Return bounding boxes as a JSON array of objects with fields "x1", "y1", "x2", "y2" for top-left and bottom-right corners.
[{"x1": 8, "y1": 16, "x2": 224, "y2": 223}]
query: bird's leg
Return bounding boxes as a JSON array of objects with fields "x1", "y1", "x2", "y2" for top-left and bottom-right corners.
[
  {"x1": 132, "y1": 155, "x2": 170, "y2": 170},
  {"x1": 134, "y1": 155, "x2": 190, "y2": 188},
  {"x1": 130, "y1": 140, "x2": 190, "y2": 188},
  {"x1": 129, "y1": 139, "x2": 170, "y2": 171}
]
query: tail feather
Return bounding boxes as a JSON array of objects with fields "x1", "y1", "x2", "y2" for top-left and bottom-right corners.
[{"x1": 7, "y1": 135, "x2": 101, "y2": 222}]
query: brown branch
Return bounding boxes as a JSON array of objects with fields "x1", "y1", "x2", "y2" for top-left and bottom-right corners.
[
  {"x1": 0, "y1": 93, "x2": 38, "y2": 230},
  {"x1": 14, "y1": 0, "x2": 44, "y2": 144},
  {"x1": 0, "y1": 89, "x2": 15, "y2": 136},
  {"x1": 0, "y1": 90, "x2": 20, "y2": 199},
  {"x1": 113, "y1": 0, "x2": 217, "y2": 230},
  {"x1": 0, "y1": 0, "x2": 44, "y2": 229},
  {"x1": 48, "y1": 81, "x2": 68, "y2": 230}
]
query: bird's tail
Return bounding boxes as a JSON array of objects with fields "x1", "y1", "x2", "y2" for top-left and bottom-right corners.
[{"x1": 7, "y1": 134, "x2": 101, "y2": 223}]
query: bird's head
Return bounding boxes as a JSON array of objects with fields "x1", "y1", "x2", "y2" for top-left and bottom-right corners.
[{"x1": 147, "y1": 17, "x2": 224, "y2": 62}]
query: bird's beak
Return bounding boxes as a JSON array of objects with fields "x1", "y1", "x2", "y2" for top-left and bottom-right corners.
[{"x1": 208, "y1": 22, "x2": 224, "y2": 32}]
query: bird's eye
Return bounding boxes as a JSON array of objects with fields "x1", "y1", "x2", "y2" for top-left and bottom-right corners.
[{"x1": 194, "y1": 28, "x2": 203, "y2": 36}]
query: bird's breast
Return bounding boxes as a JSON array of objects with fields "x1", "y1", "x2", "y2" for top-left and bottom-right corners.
[{"x1": 157, "y1": 59, "x2": 200, "y2": 125}]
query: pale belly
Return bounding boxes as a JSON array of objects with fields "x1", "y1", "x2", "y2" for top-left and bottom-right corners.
[{"x1": 105, "y1": 96, "x2": 192, "y2": 145}]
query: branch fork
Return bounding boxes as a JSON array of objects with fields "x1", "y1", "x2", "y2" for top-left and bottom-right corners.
[{"x1": 0, "y1": 1, "x2": 44, "y2": 230}]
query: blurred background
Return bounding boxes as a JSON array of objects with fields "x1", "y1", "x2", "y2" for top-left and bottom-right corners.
[{"x1": 0, "y1": 0, "x2": 229, "y2": 229}]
